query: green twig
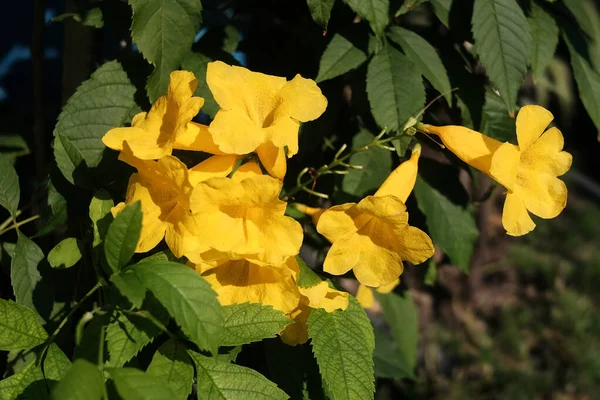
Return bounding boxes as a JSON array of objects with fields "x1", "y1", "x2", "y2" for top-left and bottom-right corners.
[{"x1": 0, "y1": 215, "x2": 41, "y2": 236}]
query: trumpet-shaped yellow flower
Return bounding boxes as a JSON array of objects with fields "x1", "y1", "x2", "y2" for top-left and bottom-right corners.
[
  {"x1": 420, "y1": 105, "x2": 572, "y2": 236},
  {"x1": 206, "y1": 61, "x2": 328, "y2": 179},
  {"x1": 103, "y1": 71, "x2": 221, "y2": 159},
  {"x1": 375, "y1": 144, "x2": 421, "y2": 201},
  {"x1": 187, "y1": 174, "x2": 303, "y2": 266},
  {"x1": 355, "y1": 279, "x2": 399, "y2": 309}
]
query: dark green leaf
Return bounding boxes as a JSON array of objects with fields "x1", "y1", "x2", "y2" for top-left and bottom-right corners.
[
  {"x1": 181, "y1": 52, "x2": 219, "y2": 118},
  {"x1": 47, "y1": 238, "x2": 82, "y2": 269},
  {"x1": 430, "y1": 0, "x2": 451, "y2": 27},
  {"x1": 316, "y1": 34, "x2": 368, "y2": 82},
  {"x1": 111, "y1": 269, "x2": 146, "y2": 309},
  {"x1": 0, "y1": 300, "x2": 47, "y2": 351},
  {"x1": 130, "y1": 260, "x2": 223, "y2": 353},
  {"x1": 343, "y1": 0, "x2": 389, "y2": 37},
  {"x1": 373, "y1": 328, "x2": 415, "y2": 380},
  {"x1": 0, "y1": 155, "x2": 19, "y2": 217},
  {"x1": 528, "y1": 2, "x2": 559, "y2": 80},
  {"x1": 295, "y1": 256, "x2": 323, "y2": 288},
  {"x1": 396, "y1": 0, "x2": 429, "y2": 16},
  {"x1": 89, "y1": 189, "x2": 114, "y2": 249},
  {"x1": 43, "y1": 343, "x2": 72, "y2": 382},
  {"x1": 472, "y1": 0, "x2": 531, "y2": 113},
  {"x1": 51, "y1": 359, "x2": 104, "y2": 400},
  {"x1": 189, "y1": 351, "x2": 288, "y2": 400},
  {"x1": 11, "y1": 231, "x2": 43, "y2": 309},
  {"x1": 387, "y1": 26, "x2": 452, "y2": 103},
  {"x1": 110, "y1": 367, "x2": 178, "y2": 400},
  {"x1": 220, "y1": 303, "x2": 291, "y2": 346},
  {"x1": 367, "y1": 43, "x2": 425, "y2": 132},
  {"x1": 0, "y1": 134, "x2": 30, "y2": 164},
  {"x1": 342, "y1": 130, "x2": 392, "y2": 197},
  {"x1": 307, "y1": 0, "x2": 335, "y2": 28},
  {"x1": 53, "y1": 133, "x2": 89, "y2": 187},
  {"x1": 104, "y1": 201, "x2": 142, "y2": 273},
  {"x1": 105, "y1": 311, "x2": 162, "y2": 367},
  {"x1": 147, "y1": 340, "x2": 193, "y2": 400},
  {"x1": 480, "y1": 87, "x2": 516, "y2": 142},
  {"x1": 129, "y1": 0, "x2": 203, "y2": 102},
  {"x1": 424, "y1": 259, "x2": 437, "y2": 286},
  {"x1": 35, "y1": 182, "x2": 67, "y2": 238},
  {"x1": 0, "y1": 359, "x2": 47, "y2": 400},
  {"x1": 308, "y1": 297, "x2": 375, "y2": 400}
]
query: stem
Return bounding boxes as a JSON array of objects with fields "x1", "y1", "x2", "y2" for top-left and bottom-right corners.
[
  {"x1": 0, "y1": 215, "x2": 40, "y2": 236},
  {"x1": 0, "y1": 210, "x2": 21, "y2": 232}
]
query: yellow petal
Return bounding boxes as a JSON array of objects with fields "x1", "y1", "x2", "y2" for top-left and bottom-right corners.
[
  {"x1": 280, "y1": 305, "x2": 309, "y2": 346},
  {"x1": 516, "y1": 170, "x2": 567, "y2": 219},
  {"x1": 168, "y1": 70, "x2": 200, "y2": 107},
  {"x1": 273, "y1": 74, "x2": 328, "y2": 122},
  {"x1": 424, "y1": 125, "x2": 503, "y2": 174},
  {"x1": 356, "y1": 284, "x2": 375, "y2": 308},
  {"x1": 173, "y1": 122, "x2": 226, "y2": 155},
  {"x1": 376, "y1": 278, "x2": 399, "y2": 294},
  {"x1": 356, "y1": 195, "x2": 408, "y2": 225},
  {"x1": 188, "y1": 155, "x2": 239, "y2": 186},
  {"x1": 516, "y1": 105, "x2": 554, "y2": 151},
  {"x1": 111, "y1": 202, "x2": 126, "y2": 217},
  {"x1": 292, "y1": 203, "x2": 325, "y2": 226},
  {"x1": 520, "y1": 127, "x2": 572, "y2": 177},
  {"x1": 394, "y1": 226, "x2": 435, "y2": 265},
  {"x1": 298, "y1": 281, "x2": 349, "y2": 312},
  {"x1": 256, "y1": 141, "x2": 287, "y2": 179},
  {"x1": 502, "y1": 191, "x2": 536, "y2": 236},
  {"x1": 489, "y1": 142, "x2": 520, "y2": 190},
  {"x1": 375, "y1": 144, "x2": 421, "y2": 201},
  {"x1": 231, "y1": 160, "x2": 263, "y2": 182},
  {"x1": 316, "y1": 203, "x2": 358, "y2": 243},
  {"x1": 103, "y1": 127, "x2": 133, "y2": 151},
  {"x1": 131, "y1": 112, "x2": 147, "y2": 127},
  {"x1": 263, "y1": 116, "x2": 300, "y2": 156},
  {"x1": 209, "y1": 109, "x2": 265, "y2": 154}
]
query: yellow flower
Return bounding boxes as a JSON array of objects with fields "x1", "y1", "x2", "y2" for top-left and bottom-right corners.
[
  {"x1": 374, "y1": 144, "x2": 421, "y2": 200},
  {"x1": 186, "y1": 174, "x2": 303, "y2": 266},
  {"x1": 291, "y1": 203, "x2": 326, "y2": 226},
  {"x1": 355, "y1": 279, "x2": 399, "y2": 309},
  {"x1": 103, "y1": 70, "x2": 222, "y2": 159},
  {"x1": 206, "y1": 61, "x2": 328, "y2": 179},
  {"x1": 420, "y1": 105, "x2": 572, "y2": 236}
]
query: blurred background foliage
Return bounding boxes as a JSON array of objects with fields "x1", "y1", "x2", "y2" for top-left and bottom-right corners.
[{"x1": 2, "y1": 0, "x2": 600, "y2": 398}]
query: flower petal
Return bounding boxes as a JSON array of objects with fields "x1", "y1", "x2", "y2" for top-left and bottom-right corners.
[
  {"x1": 188, "y1": 155, "x2": 239, "y2": 186},
  {"x1": 356, "y1": 284, "x2": 375, "y2": 308},
  {"x1": 517, "y1": 170, "x2": 567, "y2": 219},
  {"x1": 520, "y1": 127, "x2": 572, "y2": 177},
  {"x1": 394, "y1": 226, "x2": 434, "y2": 265},
  {"x1": 209, "y1": 109, "x2": 265, "y2": 154},
  {"x1": 375, "y1": 144, "x2": 421, "y2": 202},
  {"x1": 516, "y1": 105, "x2": 554, "y2": 151},
  {"x1": 317, "y1": 203, "x2": 358, "y2": 243},
  {"x1": 274, "y1": 74, "x2": 328, "y2": 123},
  {"x1": 489, "y1": 142, "x2": 520, "y2": 190},
  {"x1": 502, "y1": 191, "x2": 536, "y2": 236},
  {"x1": 256, "y1": 141, "x2": 287, "y2": 179},
  {"x1": 263, "y1": 116, "x2": 300, "y2": 156},
  {"x1": 231, "y1": 160, "x2": 263, "y2": 182},
  {"x1": 298, "y1": 281, "x2": 349, "y2": 312},
  {"x1": 375, "y1": 278, "x2": 399, "y2": 294},
  {"x1": 173, "y1": 122, "x2": 226, "y2": 155}
]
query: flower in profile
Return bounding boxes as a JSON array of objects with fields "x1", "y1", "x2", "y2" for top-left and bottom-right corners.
[
  {"x1": 103, "y1": 70, "x2": 222, "y2": 159},
  {"x1": 206, "y1": 61, "x2": 328, "y2": 179},
  {"x1": 419, "y1": 105, "x2": 572, "y2": 236},
  {"x1": 187, "y1": 174, "x2": 303, "y2": 266}
]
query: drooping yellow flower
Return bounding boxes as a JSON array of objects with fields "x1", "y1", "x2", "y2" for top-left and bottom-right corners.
[
  {"x1": 206, "y1": 61, "x2": 328, "y2": 179},
  {"x1": 103, "y1": 70, "x2": 222, "y2": 159},
  {"x1": 419, "y1": 105, "x2": 572, "y2": 236},
  {"x1": 355, "y1": 279, "x2": 399, "y2": 309},
  {"x1": 186, "y1": 174, "x2": 303, "y2": 266}
]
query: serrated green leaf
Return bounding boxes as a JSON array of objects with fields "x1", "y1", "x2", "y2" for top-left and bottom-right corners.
[
  {"x1": 147, "y1": 339, "x2": 193, "y2": 400},
  {"x1": 110, "y1": 367, "x2": 178, "y2": 400},
  {"x1": 472, "y1": 0, "x2": 531, "y2": 113},
  {"x1": 73, "y1": 313, "x2": 110, "y2": 364},
  {"x1": 528, "y1": 2, "x2": 559, "y2": 80},
  {"x1": 35, "y1": 182, "x2": 67, "y2": 238},
  {"x1": 53, "y1": 60, "x2": 136, "y2": 178},
  {"x1": 396, "y1": 0, "x2": 429, "y2": 16},
  {"x1": 307, "y1": 0, "x2": 335, "y2": 28},
  {"x1": 308, "y1": 297, "x2": 375, "y2": 400},
  {"x1": 374, "y1": 291, "x2": 418, "y2": 370},
  {"x1": 0, "y1": 155, "x2": 19, "y2": 217},
  {"x1": 367, "y1": 43, "x2": 425, "y2": 132},
  {"x1": 0, "y1": 300, "x2": 47, "y2": 351},
  {"x1": 89, "y1": 189, "x2": 114, "y2": 249},
  {"x1": 11, "y1": 231, "x2": 43, "y2": 309},
  {"x1": 373, "y1": 328, "x2": 414, "y2": 380},
  {"x1": 342, "y1": 130, "x2": 392, "y2": 197},
  {"x1": 130, "y1": 260, "x2": 223, "y2": 353},
  {"x1": 188, "y1": 351, "x2": 288, "y2": 400},
  {"x1": 51, "y1": 359, "x2": 104, "y2": 400},
  {"x1": 430, "y1": 0, "x2": 451, "y2": 26},
  {"x1": 0, "y1": 359, "x2": 47, "y2": 400},
  {"x1": 111, "y1": 269, "x2": 146, "y2": 308},
  {"x1": 343, "y1": 0, "x2": 389, "y2": 36},
  {"x1": 387, "y1": 26, "x2": 452, "y2": 103},
  {"x1": 180, "y1": 52, "x2": 219, "y2": 118},
  {"x1": 563, "y1": 0, "x2": 596, "y2": 39},
  {"x1": 413, "y1": 173, "x2": 478, "y2": 273},
  {"x1": 47, "y1": 238, "x2": 82, "y2": 269},
  {"x1": 105, "y1": 311, "x2": 162, "y2": 367},
  {"x1": 104, "y1": 201, "x2": 142, "y2": 273},
  {"x1": 295, "y1": 256, "x2": 323, "y2": 288},
  {"x1": 0, "y1": 134, "x2": 30, "y2": 164},
  {"x1": 316, "y1": 34, "x2": 368, "y2": 82},
  {"x1": 129, "y1": 0, "x2": 203, "y2": 102},
  {"x1": 481, "y1": 87, "x2": 516, "y2": 142},
  {"x1": 220, "y1": 303, "x2": 291, "y2": 346},
  {"x1": 53, "y1": 133, "x2": 89, "y2": 187},
  {"x1": 44, "y1": 343, "x2": 72, "y2": 382}
]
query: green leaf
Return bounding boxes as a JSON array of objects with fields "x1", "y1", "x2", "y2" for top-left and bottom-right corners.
[
  {"x1": 130, "y1": 260, "x2": 223, "y2": 353},
  {"x1": 342, "y1": 130, "x2": 392, "y2": 197},
  {"x1": 53, "y1": 133, "x2": 89, "y2": 187},
  {"x1": 35, "y1": 182, "x2": 67, "y2": 238},
  {"x1": 395, "y1": 0, "x2": 429, "y2": 16},
  {"x1": 413, "y1": 173, "x2": 478, "y2": 273},
  {"x1": 105, "y1": 310, "x2": 162, "y2": 367},
  {"x1": 0, "y1": 300, "x2": 47, "y2": 351},
  {"x1": 129, "y1": 0, "x2": 203, "y2": 102},
  {"x1": 53, "y1": 60, "x2": 136, "y2": 177},
  {"x1": 563, "y1": 0, "x2": 596, "y2": 39},
  {"x1": 47, "y1": 238, "x2": 82, "y2": 269},
  {"x1": 343, "y1": 0, "x2": 389, "y2": 37},
  {"x1": 373, "y1": 328, "x2": 415, "y2": 380},
  {"x1": 374, "y1": 291, "x2": 418, "y2": 370},
  {"x1": 51, "y1": 359, "x2": 104, "y2": 400},
  {"x1": 387, "y1": 26, "x2": 452, "y2": 103},
  {"x1": 0, "y1": 359, "x2": 47, "y2": 400},
  {"x1": 188, "y1": 351, "x2": 288, "y2": 400},
  {"x1": 180, "y1": 52, "x2": 219, "y2": 118},
  {"x1": 44, "y1": 343, "x2": 72, "y2": 382},
  {"x1": 307, "y1": 0, "x2": 335, "y2": 28},
  {"x1": 528, "y1": 2, "x2": 559, "y2": 80},
  {"x1": 104, "y1": 201, "x2": 142, "y2": 273},
  {"x1": 11, "y1": 231, "x2": 43, "y2": 309},
  {"x1": 0, "y1": 155, "x2": 19, "y2": 217},
  {"x1": 110, "y1": 367, "x2": 178, "y2": 400},
  {"x1": 424, "y1": 258, "x2": 437, "y2": 286},
  {"x1": 220, "y1": 303, "x2": 291, "y2": 346},
  {"x1": 89, "y1": 189, "x2": 114, "y2": 249},
  {"x1": 367, "y1": 43, "x2": 425, "y2": 132},
  {"x1": 111, "y1": 269, "x2": 146, "y2": 309},
  {"x1": 430, "y1": 0, "x2": 451, "y2": 27},
  {"x1": 480, "y1": 87, "x2": 516, "y2": 142},
  {"x1": 316, "y1": 34, "x2": 368, "y2": 82},
  {"x1": 295, "y1": 256, "x2": 323, "y2": 288},
  {"x1": 471, "y1": 0, "x2": 531, "y2": 113},
  {"x1": 308, "y1": 297, "x2": 375, "y2": 400},
  {"x1": 147, "y1": 340, "x2": 193, "y2": 400},
  {"x1": 0, "y1": 134, "x2": 30, "y2": 164},
  {"x1": 53, "y1": 8, "x2": 104, "y2": 28}
]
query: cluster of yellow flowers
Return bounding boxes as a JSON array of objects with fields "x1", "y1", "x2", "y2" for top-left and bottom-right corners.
[{"x1": 102, "y1": 61, "x2": 572, "y2": 343}]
